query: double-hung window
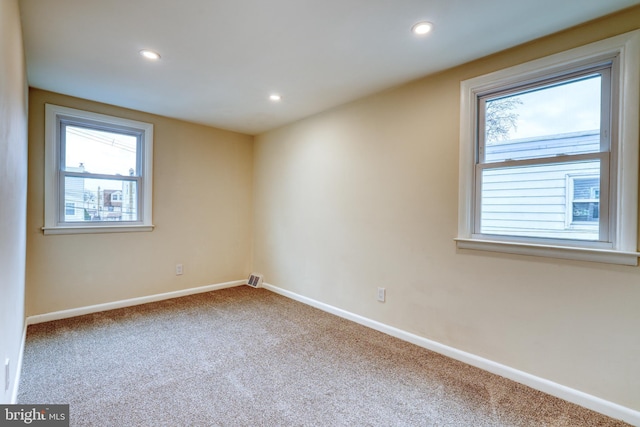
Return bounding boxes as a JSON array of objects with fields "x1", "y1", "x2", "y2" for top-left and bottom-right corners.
[
  {"x1": 44, "y1": 105, "x2": 154, "y2": 234},
  {"x1": 457, "y1": 31, "x2": 640, "y2": 265}
]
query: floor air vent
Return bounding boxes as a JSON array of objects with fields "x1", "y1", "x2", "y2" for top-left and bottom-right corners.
[{"x1": 247, "y1": 273, "x2": 263, "y2": 288}]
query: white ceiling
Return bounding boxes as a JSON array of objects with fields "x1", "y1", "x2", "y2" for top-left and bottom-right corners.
[{"x1": 19, "y1": 0, "x2": 640, "y2": 135}]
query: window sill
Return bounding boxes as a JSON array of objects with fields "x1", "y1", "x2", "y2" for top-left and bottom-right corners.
[
  {"x1": 455, "y1": 238, "x2": 639, "y2": 266},
  {"x1": 42, "y1": 225, "x2": 155, "y2": 235}
]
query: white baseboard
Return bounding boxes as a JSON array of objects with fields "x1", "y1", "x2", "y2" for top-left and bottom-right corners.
[
  {"x1": 263, "y1": 282, "x2": 640, "y2": 426},
  {"x1": 10, "y1": 323, "x2": 27, "y2": 404},
  {"x1": 26, "y1": 280, "x2": 246, "y2": 325}
]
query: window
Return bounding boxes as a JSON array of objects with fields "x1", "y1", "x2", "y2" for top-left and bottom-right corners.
[
  {"x1": 478, "y1": 72, "x2": 607, "y2": 242},
  {"x1": 567, "y1": 175, "x2": 599, "y2": 228},
  {"x1": 44, "y1": 105, "x2": 154, "y2": 234},
  {"x1": 65, "y1": 202, "x2": 75, "y2": 216},
  {"x1": 457, "y1": 31, "x2": 640, "y2": 265}
]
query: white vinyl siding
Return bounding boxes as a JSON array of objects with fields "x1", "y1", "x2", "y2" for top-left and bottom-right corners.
[
  {"x1": 484, "y1": 131, "x2": 600, "y2": 162},
  {"x1": 480, "y1": 131, "x2": 599, "y2": 240},
  {"x1": 480, "y1": 160, "x2": 599, "y2": 240}
]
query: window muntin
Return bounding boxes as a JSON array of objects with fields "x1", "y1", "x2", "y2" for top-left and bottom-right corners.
[
  {"x1": 44, "y1": 104, "x2": 153, "y2": 234},
  {"x1": 475, "y1": 66, "x2": 611, "y2": 244}
]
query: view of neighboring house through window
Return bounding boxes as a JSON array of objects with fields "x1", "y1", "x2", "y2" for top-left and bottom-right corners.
[
  {"x1": 477, "y1": 69, "x2": 608, "y2": 242},
  {"x1": 44, "y1": 104, "x2": 153, "y2": 234},
  {"x1": 62, "y1": 125, "x2": 139, "y2": 222},
  {"x1": 458, "y1": 31, "x2": 639, "y2": 264}
]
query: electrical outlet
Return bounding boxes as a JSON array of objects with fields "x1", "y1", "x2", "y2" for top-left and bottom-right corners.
[
  {"x1": 377, "y1": 287, "x2": 386, "y2": 302},
  {"x1": 4, "y1": 358, "x2": 9, "y2": 391},
  {"x1": 175, "y1": 264, "x2": 183, "y2": 275}
]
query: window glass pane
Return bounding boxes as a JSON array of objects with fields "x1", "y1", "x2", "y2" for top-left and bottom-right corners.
[
  {"x1": 480, "y1": 160, "x2": 600, "y2": 241},
  {"x1": 483, "y1": 75, "x2": 601, "y2": 162},
  {"x1": 64, "y1": 177, "x2": 138, "y2": 222},
  {"x1": 573, "y1": 177, "x2": 599, "y2": 199},
  {"x1": 572, "y1": 202, "x2": 599, "y2": 222},
  {"x1": 571, "y1": 176, "x2": 599, "y2": 223},
  {"x1": 64, "y1": 125, "x2": 138, "y2": 176}
]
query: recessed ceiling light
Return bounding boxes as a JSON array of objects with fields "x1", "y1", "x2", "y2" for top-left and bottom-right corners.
[
  {"x1": 139, "y1": 49, "x2": 161, "y2": 60},
  {"x1": 269, "y1": 94, "x2": 282, "y2": 102},
  {"x1": 411, "y1": 21, "x2": 433, "y2": 36}
]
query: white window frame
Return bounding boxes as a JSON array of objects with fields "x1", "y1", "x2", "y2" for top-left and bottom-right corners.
[
  {"x1": 44, "y1": 104, "x2": 154, "y2": 234},
  {"x1": 456, "y1": 31, "x2": 640, "y2": 266}
]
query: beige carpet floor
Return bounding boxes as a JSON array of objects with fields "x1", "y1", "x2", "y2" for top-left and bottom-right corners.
[{"x1": 18, "y1": 286, "x2": 630, "y2": 426}]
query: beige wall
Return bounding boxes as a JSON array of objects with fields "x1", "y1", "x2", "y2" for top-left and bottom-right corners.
[
  {"x1": 0, "y1": 0, "x2": 28, "y2": 403},
  {"x1": 26, "y1": 90, "x2": 254, "y2": 316},
  {"x1": 253, "y1": 7, "x2": 640, "y2": 411}
]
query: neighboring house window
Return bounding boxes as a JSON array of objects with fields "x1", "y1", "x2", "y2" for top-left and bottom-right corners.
[
  {"x1": 457, "y1": 31, "x2": 639, "y2": 265},
  {"x1": 567, "y1": 175, "x2": 599, "y2": 227},
  {"x1": 44, "y1": 104, "x2": 154, "y2": 234}
]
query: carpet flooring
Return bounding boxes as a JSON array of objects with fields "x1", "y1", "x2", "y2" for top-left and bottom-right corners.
[{"x1": 18, "y1": 286, "x2": 630, "y2": 426}]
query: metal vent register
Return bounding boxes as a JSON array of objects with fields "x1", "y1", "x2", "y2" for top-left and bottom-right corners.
[{"x1": 246, "y1": 273, "x2": 263, "y2": 288}]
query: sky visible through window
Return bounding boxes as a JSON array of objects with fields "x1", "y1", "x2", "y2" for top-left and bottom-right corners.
[
  {"x1": 65, "y1": 126, "x2": 136, "y2": 174},
  {"x1": 487, "y1": 74, "x2": 601, "y2": 143},
  {"x1": 65, "y1": 126, "x2": 137, "y2": 192}
]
